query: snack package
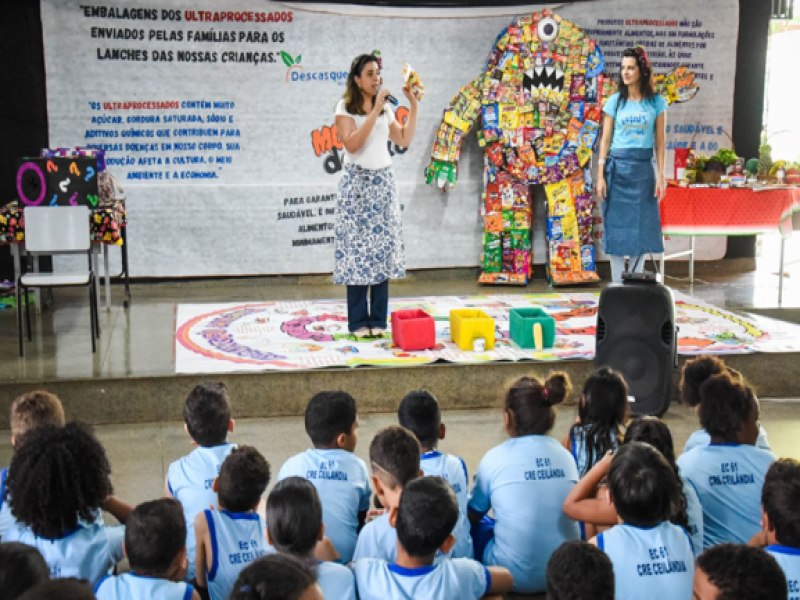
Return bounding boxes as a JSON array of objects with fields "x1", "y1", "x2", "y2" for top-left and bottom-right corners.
[{"x1": 402, "y1": 63, "x2": 425, "y2": 101}]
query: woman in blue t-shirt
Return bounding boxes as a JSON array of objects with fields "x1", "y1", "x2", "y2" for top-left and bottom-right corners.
[{"x1": 595, "y1": 46, "x2": 667, "y2": 283}]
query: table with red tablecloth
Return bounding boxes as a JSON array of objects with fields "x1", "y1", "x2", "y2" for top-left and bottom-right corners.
[{"x1": 659, "y1": 186, "x2": 800, "y2": 302}]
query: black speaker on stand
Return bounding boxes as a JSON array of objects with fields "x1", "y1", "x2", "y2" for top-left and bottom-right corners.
[{"x1": 595, "y1": 281, "x2": 678, "y2": 416}]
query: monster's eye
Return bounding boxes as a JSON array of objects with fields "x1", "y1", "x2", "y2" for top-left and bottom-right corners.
[{"x1": 537, "y1": 17, "x2": 559, "y2": 42}]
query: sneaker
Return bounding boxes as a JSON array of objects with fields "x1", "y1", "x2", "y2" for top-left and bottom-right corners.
[
  {"x1": 371, "y1": 328, "x2": 386, "y2": 337},
  {"x1": 353, "y1": 327, "x2": 371, "y2": 339}
]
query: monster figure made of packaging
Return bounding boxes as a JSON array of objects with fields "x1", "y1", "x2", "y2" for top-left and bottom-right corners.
[{"x1": 426, "y1": 9, "x2": 698, "y2": 286}]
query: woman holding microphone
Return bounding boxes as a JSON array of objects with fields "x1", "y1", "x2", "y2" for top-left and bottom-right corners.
[{"x1": 334, "y1": 52, "x2": 418, "y2": 338}]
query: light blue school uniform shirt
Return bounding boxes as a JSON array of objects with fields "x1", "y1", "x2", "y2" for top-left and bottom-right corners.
[
  {"x1": 468, "y1": 435, "x2": 580, "y2": 593},
  {"x1": 597, "y1": 521, "x2": 694, "y2": 600},
  {"x1": 677, "y1": 442, "x2": 775, "y2": 548},
  {"x1": 0, "y1": 467, "x2": 14, "y2": 539},
  {"x1": 603, "y1": 93, "x2": 667, "y2": 149},
  {"x1": 420, "y1": 450, "x2": 473, "y2": 558},
  {"x1": 680, "y1": 473, "x2": 704, "y2": 556},
  {"x1": 5, "y1": 520, "x2": 125, "y2": 586},
  {"x1": 569, "y1": 425, "x2": 620, "y2": 477},
  {"x1": 202, "y1": 509, "x2": 267, "y2": 600},
  {"x1": 353, "y1": 512, "x2": 396, "y2": 562},
  {"x1": 683, "y1": 425, "x2": 771, "y2": 454},
  {"x1": 277, "y1": 448, "x2": 371, "y2": 563},
  {"x1": 352, "y1": 557, "x2": 489, "y2": 600},
  {"x1": 766, "y1": 545, "x2": 800, "y2": 600},
  {"x1": 167, "y1": 442, "x2": 236, "y2": 581},
  {"x1": 94, "y1": 573, "x2": 194, "y2": 600},
  {"x1": 315, "y1": 560, "x2": 357, "y2": 600}
]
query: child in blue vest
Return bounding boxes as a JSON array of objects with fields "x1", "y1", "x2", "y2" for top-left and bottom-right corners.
[
  {"x1": 267, "y1": 477, "x2": 356, "y2": 599},
  {"x1": 4, "y1": 423, "x2": 125, "y2": 586},
  {"x1": 2, "y1": 391, "x2": 132, "y2": 540},
  {"x1": 694, "y1": 543, "x2": 787, "y2": 600},
  {"x1": 546, "y1": 540, "x2": 614, "y2": 600},
  {"x1": 277, "y1": 391, "x2": 371, "y2": 564},
  {"x1": 593, "y1": 442, "x2": 694, "y2": 600},
  {"x1": 352, "y1": 476, "x2": 513, "y2": 599},
  {"x1": 195, "y1": 446, "x2": 271, "y2": 600},
  {"x1": 94, "y1": 498, "x2": 199, "y2": 600},
  {"x1": 562, "y1": 367, "x2": 629, "y2": 477},
  {"x1": 680, "y1": 356, "x2": 770, "y2": 452},
  {"x1": 677, "y1": 374, "x2": 776, "y2": 548},
  {"x1": 749, "y1": 458, "x2": 800, "y2": 597},
  {"x1": 397, "y1": 390, "x2": 472, "y2": 558},
  {"x1": 468, "y1": 373, "x2": 580, "y2": 594},
  {"x1": 565, "y1": 417, "x2": 704, "y2": 555},
  {"x1": 166, "y1": 382, "x2": 237, "y2": 581},
  {"x1": 1, "y1": 390, "x2": 66, "y2": 539},
  {"x1": 352, "y1": 425, "x2": 422, "y2": 562}
]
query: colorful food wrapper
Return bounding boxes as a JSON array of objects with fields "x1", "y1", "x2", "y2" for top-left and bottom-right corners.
[{"x1": 402, "y1": 63, "x2": 425, "y2": 102}]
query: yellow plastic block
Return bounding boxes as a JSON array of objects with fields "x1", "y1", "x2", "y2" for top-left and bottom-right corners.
[{"x1": 449, "y1": 309, "x2": 496, "y2": 351}]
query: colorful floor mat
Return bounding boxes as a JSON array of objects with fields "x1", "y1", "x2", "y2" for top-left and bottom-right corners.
[{"x1": 174, "y1": 291, "x2": 800, "y2": 373}]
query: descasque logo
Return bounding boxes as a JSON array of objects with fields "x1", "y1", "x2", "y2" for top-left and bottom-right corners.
[{"x1": 283, "y1": 51, "x2": 347, "y2": 85}]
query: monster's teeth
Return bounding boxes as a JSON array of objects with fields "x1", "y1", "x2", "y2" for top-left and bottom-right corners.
[
  {"x1": 535, "y1": 67, "x2": 544, "y2": 78},
  {"x1": 555, "y1": 68, "x2": 564, "y2": 80},
  {"x1": 545, "y1": 66, "x2": 554, "y2": 78}
]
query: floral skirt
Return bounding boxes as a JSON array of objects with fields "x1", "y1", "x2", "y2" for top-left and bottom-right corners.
[{"x1": 333, "y1": 163, "x2": 406, "y2": 286}]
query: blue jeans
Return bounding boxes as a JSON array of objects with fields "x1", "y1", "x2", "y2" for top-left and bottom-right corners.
[{"x1": 346, "y1": 280, "x2": 389, "y2": 332}]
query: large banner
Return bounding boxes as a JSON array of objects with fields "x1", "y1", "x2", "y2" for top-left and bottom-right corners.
[{"x1": 40, "y1": 0, "x2": 738, "y2": 277}]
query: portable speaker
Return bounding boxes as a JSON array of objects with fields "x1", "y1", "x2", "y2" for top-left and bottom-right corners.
[{"x1": 595, "y1": 282, "x2": 677, "y2": 416}]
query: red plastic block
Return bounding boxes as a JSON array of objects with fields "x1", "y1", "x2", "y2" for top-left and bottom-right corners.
[{"x1": 391, "y1": 309, "x2": 436, "y2": 351}]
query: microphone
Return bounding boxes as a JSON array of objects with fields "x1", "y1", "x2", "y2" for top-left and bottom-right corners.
[{"x1": 379, "y1": 88, "x2": 398, "y2": 105}]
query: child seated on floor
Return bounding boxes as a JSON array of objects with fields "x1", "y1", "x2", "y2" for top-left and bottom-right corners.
[
  {"x1": 468, "y1": 373, "x2": 580, "y2": 594},
  {"x1": 749, "y1": 458, "x2": 800, "y2": 595},
  {"x1": 397, "y1": 390, "x2": 472, "y2": 558},
  {"x1": 195, "y1": 446, "x2": 271, "y2": 600},
  {"x1": 94, "y1": 498, "x2": 200, "y2": 600},
  {"x1": 545, "y1": 540, "x2": 614, "y2": 600},
  {"x1": 2, "y1": 391, "x2": 131, "y2": 539},
  {"x1": 677, "y1": 373, "x2": 776, "y2": 548},
  {"x1": 267, "y1": 476, "x2": 356, "y2": 600},
  {"x1": 592, "y1": 442, "x2": 695, "y2": 599},
  {"x1": 680, "y1": 355, "x2": 770, "y2": 452},
  {"x1": 1, "y1": 390, "x2": 66, "y2": 539},
  {"x1": 694, "y1": 543, "x2": 787, "y2": 600},
  {"x1": 4, "y1": 422, "x2": 125, "y2": 586},
  {"x1": 166, "y1": 382, "x2": 237, "y2": 581},
  {"x1": 352, "y1": 425, "x2": 422, "y2": 562},
  {"x1": 563, "y1": 416, "x2": 703, "y2": 554},
  {"x1": 562, "y1": 367, "x2": 628, "y2": 477},
  {"x1": 352, "y1": 476, "x2": 513, "y2": 600},
  {"x1": 229, "y1": 554, "x2": 323, "y2": 600},
  {"x1": 277, "y1": 390, "x2": 370, "y2": 564}
]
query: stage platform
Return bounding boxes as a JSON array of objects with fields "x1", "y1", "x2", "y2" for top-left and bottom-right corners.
[{"x1": 2, "y1": 256, "x2": 800, "y2": 429}]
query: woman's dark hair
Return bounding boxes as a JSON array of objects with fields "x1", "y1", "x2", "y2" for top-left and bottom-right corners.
[
  {"x1": 572, "y1": 367, "x2": 628, "y2": 472},
  {"x1": 504, "y1": 372, "x2": 571, "y2": 436},
  {"x1": 7, "y1": 422, "x2": 113, "y2": 539},
  {"x1": 342, "y1": 53, "x2": 379, "y2": 116},
  {"x1": 607, "y1": 442, "x2": 686, "y2": 529},
  {"x1": 616, "y1": 46, "x2": 656, "y2": 111},
  {"x1": 0, "y1": 542, "x2": 50, "y2": 600},
  {"x1": 699, "y1": 374, "x2": 754, "y2": 442},
  {"x1": 229, "y1": 554, "x2": 317, "y2": 600},
  {"x1": 623, "y1": 416, "x2": 689, "y2": 529}
]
